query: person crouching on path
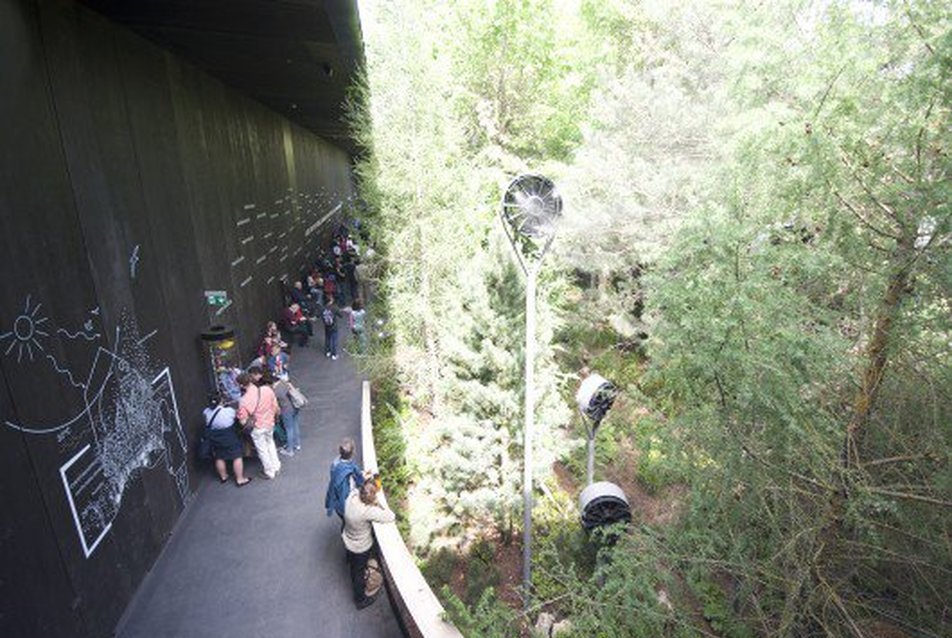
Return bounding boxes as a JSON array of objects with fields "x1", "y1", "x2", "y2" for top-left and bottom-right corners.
[
  {"x1": 203, "y1": 394, "x2": 251, "y2": 487},
  {"x1": 343, "y1": 482, "x2": 395, "y2": 609},
  {"x1": 236, "y1": 372, "x2": 282, "y2": 479},
  {"x1": 324, "y1": 437, "x2": 366, "y2": 522}
]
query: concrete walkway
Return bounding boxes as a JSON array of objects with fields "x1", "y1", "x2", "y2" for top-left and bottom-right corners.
[{"x1": 116, "y1": 336, "x2": 402, "y2": 638}]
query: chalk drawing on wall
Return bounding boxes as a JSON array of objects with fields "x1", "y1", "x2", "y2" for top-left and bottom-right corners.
[
  {"x1": 2, "y1": 297, "x2": 189, "y2": 558},
  {"x1": 1, "y1": 294, "x2": 51, "y2": 363},
  {"x1": 129, "y1": 245, "x2": 140, "y2": 280}
]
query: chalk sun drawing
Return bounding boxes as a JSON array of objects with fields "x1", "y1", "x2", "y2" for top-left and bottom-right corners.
[{"x1": 0, "y1": 295, "x2": 51, "y2": 363}]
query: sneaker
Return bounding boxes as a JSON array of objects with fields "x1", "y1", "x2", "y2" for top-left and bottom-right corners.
[
  {"x1": 325, "y1": 352, "x2": 330, "y2": 358},
  {"x1": 331, "y1": 355, "x2": 338, "y2": 360},
  {"x1": 355, "y1": 594, "x2": 378, "y2": 610},
  {"x1": 294, "y1": 445, "x2": 301, "y2": 451},
  {"x1": 278, "y1": 448, "x2": 294, "y2": 457}
]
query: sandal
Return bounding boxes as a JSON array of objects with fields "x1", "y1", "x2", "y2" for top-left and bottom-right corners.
[
  {"x1": 219, "y1": 476, "x2": 229, "y2": 484},
  {"x1": 236, "y1": 477, "x2": 253, "y2": 487}
]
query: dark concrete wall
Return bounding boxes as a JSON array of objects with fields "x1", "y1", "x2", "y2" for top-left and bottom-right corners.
[{"x1": 0, "y1": 1, "x2": 354, "y2": 635}]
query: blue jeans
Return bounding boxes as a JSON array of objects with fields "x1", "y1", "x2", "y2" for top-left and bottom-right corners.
[
  {"x1": 282, "y1": 408, "x2": 300, "y2": 450},
  {"x1": 324, "y1": 326, "x2": 339, "y2": 356}
]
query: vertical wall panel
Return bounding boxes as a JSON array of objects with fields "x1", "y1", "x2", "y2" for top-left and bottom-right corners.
[{"x1": 0, "y1": 4, "x2": 101, "y2": 635}]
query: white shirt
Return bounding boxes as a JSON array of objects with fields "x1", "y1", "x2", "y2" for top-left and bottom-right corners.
[{"x1": 204, "y1": 405, "x2": 236, "y2": 430}]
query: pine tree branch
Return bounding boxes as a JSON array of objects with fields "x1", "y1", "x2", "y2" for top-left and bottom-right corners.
[
  {"x1": 903, "y1": 6, "x2": 936, "y2": 57},
  {"x1": 861, "y1": 453, "x2": 935, "y2": 468},
  {"x1": 841, "y1": 540, "x2": 952, "y2": 575},
  {"x1": 741, "y1": 440, "x2": 835, "y2": 494},
  {"x1": 859, "y1": 519, "x2": 949, "y2": 552},
  {"x1": 813, "y1": 64, "x2": 847, "y2": 120},
  {"x1": 915, "y1": 95, "x2": 936, "y2": 175},
  {"x1": 818, "y1": 575, "x2": 867, "y2": 638},
  {"x1": 866, "y1": 487, "x2": 952, "y2": 508},
  {"x1": 832, "y1": 191, "x2": 902, "y2": 242}
]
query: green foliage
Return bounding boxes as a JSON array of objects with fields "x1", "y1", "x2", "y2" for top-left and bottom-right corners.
[
  {"x1": 554, "y1": 532, "x2": 691, "y2": 638},
  {"x1": 420, "y1": 547, "x2": 459, "y2": 593},
  {"x1": 369, "y1": 363, "x2": 412, "y2": 536},
  {"x1": 633, "y1": 416, "x2": 686, "y2": 495},
  {"x1": 354, "y1": 0, "x2": 583, "y2": 549},
  {"x1": 355, "y1": 1, "x2": 952, "y2": 636},
  {"x1": 421, "y1": 541, "x2": 512, "y2": 638},
  {"x1": 450, "y1": 0, "x2": 599, "y2": 161},
  {"x1": 441, "y1": 585, "x2": 519, "y2": 638},
  {"x1": 636, "y1": 3, "x2": 952, "y2": 635},
  {"x1": 532, "y1": 494, "x2": 597, "y2": 608},
  {"x1": 686, "y1": 570, "x2": 755, "y2": 638},
  {"x1": 422, "y1": 538, "x2": 502, "y2": 608},
  {"x1": 463, "y1": 538, "x2": 501, "y2": 606}
]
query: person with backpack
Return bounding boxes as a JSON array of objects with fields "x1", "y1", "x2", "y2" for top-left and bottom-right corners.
[
  {"x1": 321, "y1": 295, "x2": 346, "y2": 360},
  {"x1": 324, "y1": 437, "x2": 368, "y2": 521}
]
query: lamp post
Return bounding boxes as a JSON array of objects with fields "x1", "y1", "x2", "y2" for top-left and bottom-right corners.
[
  {"x1": 576, "y1": 371, "x2": 631, "y2": 533},
  {"x1": 500, "y1": 174, "x2": 562, "y2": 608},
  {"x1": 576, "y1": 371, "x2": 617, "y2": 485}
]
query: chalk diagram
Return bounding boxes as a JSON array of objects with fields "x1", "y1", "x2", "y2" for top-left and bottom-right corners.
[
  {"x1": 129, "y1": 244, "x2": 140, "y2": 280},
  {"x1": 1, "y1": 298, "x2": 189, "y2": 558}
]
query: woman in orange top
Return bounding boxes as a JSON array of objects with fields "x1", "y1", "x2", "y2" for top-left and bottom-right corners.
[{"x1": 236, "y1": 372, "x2": 282, "y2": 479}]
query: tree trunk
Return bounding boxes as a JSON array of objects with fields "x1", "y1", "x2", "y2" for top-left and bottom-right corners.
[
  {"x1": 819, "y1": 242, "x2": 915, "y2": 600},
  {"x1": 843, "y1": 247, "x2": 913, "y2": 469}
]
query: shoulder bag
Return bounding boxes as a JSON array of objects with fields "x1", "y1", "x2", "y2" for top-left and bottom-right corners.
[
  {"x1": 198, "y1": 407, "x2": 222, "y2": 460},
  {"x1": 242, "y1": 389, "x2": 261, "y2": 433},
  {"x1": 288, "y1": 382, "x2": 309, "y2": 409}
]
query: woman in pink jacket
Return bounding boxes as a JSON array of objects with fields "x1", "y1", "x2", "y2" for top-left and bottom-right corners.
[{"x1": 236, "y1": 372, "x2": 282, "y2": 479}]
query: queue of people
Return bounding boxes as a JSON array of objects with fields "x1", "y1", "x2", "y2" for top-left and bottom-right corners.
[
  {"x1": 200, "y1": 221, "x2": 390, "y2": 609},
  {"x1": 275, "y1": 223, "x2": 369, "y2": 358}
]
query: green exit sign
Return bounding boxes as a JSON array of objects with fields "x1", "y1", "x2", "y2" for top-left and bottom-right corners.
[{"x1": 204, "y1": 290, "x2": 228, "y2": 306}]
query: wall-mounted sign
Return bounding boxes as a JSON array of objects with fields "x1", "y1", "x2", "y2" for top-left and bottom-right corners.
[{"x1": 204, "y1": 290, "x2": 228, "y2": 306}]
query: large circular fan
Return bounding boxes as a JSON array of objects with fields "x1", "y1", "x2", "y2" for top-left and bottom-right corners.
[{"x1": 501, "y1": 174, "x2": 563, "y2": 266}]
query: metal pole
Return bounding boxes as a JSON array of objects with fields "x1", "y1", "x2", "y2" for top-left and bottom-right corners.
[
  {"x1": 522, "y1": 267, "x2": 537, "y2": 608},
  {"x1": 587, "y1": 429, "x2": 595, "y2": 486}
]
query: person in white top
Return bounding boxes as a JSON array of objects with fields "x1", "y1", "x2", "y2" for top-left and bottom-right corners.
[
  {"x1": 342, "y1": 482, "x2": 395, "y2": 609},
  {"x1": 203, "y1": 395, "x2": 251, "y2": 487}
]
